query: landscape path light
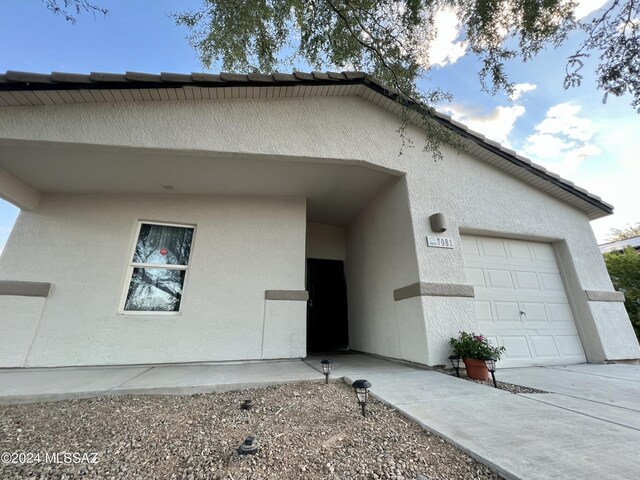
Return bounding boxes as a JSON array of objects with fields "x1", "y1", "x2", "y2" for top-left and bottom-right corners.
[
  {"x1": 320, "y1": 359, "x2": 334, "y2": 384},
  {"x1": 351, "y1": 379, "x2": 372, "y2": 417},
  {"x1": 238, "y1": 436, "x2": 259, "y2": 455},
  {"x1": 448, "y1": 355, "x2": 461, "y2": 377},
  {"x1": 484, "y1": 357, "x2": 498, "y2": 388}
]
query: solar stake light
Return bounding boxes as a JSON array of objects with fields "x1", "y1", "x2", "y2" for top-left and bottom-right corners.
[
  {"x1": 351, "y1": 379, "x2": 372, "y2": 417},
  {"x1": 448, "y1": 355, "x2": 461, "y2": 377},
  {"x1": 484, "y1": 357, "x2": 498, "y2": 388},
  {"x1": 238, "y1": 436, "x2": 259, "y2": 455},
  {"x1": 320, "y1": 359, "x2": 334, "y2": 384}
]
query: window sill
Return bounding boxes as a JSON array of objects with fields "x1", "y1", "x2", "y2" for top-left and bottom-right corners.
[{"x1": 117, "y1": 311, "x2": 183, "y2": 316}]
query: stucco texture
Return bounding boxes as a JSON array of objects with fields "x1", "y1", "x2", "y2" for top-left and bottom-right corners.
[
  {"x1": 346, "y1": 177, "x2": 427, "y2": 364},
  {"x1": 0, "y1": 194, "x2": 306, "y2": 367},
  {"x1": 0, "y1": 94, "x2": 637, "y2": 366}
]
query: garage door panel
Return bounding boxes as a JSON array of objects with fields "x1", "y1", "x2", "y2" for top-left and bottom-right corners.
[
  {"x1": 461, "y1": 236, "x2": 480, "y2": 256},
  {"x1": 547, "y1": 303, "x2": 573, "y2": 322},
  {"x1": 530, "y1": 336, "x2": 560, "y2": 358},
  {"x1": 486, "y1": 269, "x2": 515, "y2": 289},
  {"x1": 513, "y1": 270, "x2": 540, "y2": 290},
  {"x1": 466, "y1": 267, "x2": 486, "y2": 288},
  {"x1": 505, "y1": 241, "x2": 532, "y2": 261},
  {"x1": 494, "y1": 301, "x2": 521, "y2": 322},
  {"x1": 501, "y1": 336, "x2": 533, "y2": 359},
  {"x1": 462, "y1": 234, "x2": 586, "y2": 368},
  {"x1": 539, "y1": 272, "x2": 565, "y2": 292},
  {"x1": 530, "y1": 243, "x2": 558, "y2": 264},
  {"x1": 556, "y1": 335, "x2": 585, "y2": 357},
  {"x1": 479, "y1": 237, "x2": 508, "y2": 258},
  {"x1": 474, "y1": 301, "x2": 492, "y2": 322},
  {"x1": 521, "y1": 302, "x2": 547, "y2": 322}
]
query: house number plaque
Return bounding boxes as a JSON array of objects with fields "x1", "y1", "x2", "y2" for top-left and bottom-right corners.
[{"x1": 427, "y1": 236, "x2": 454, "y2": 249}]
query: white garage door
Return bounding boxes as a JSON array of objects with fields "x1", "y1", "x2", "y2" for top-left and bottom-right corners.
[{"x1": 461, "y1": 235, "x2": 586, "y2": 367}]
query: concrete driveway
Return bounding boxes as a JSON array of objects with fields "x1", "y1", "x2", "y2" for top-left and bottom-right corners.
[
  {"x1": 497, "y1": 363, "x2": 640, "y2": 430},
  {"x1": 306, "y1": 355, "x2": 640, "y2": 480}
]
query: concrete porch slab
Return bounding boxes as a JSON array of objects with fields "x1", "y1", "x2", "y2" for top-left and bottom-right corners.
[
  {"x1": 0, "y1": 366, "x2": 151, "y2": 404},
  {"x1": 0, "y1": 360, "x2": 322, "y2": 404},
  {"x1": 110, "y1": 360, "x2": 322, "y2": 396},
  {"x1": 304, "y1": 353, "x2": 424, "y2": 376}
]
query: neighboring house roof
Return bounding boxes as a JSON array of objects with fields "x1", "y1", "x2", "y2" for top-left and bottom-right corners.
[
  {"x1": 599, "y1": 236, "x2": 640, "y2": 253},
  {"x1": 0, "y1": 69, "x2": 613, "y2": 219}
]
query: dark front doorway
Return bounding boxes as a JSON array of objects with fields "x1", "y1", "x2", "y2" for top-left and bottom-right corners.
[{"x1": 306, "y1": 258, "x2": 349, "y2": 353}]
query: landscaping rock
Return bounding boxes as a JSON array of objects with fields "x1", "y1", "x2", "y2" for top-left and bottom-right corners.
[
  {"x1": 1, "y1": 381, "x2": 502, "y2": 479},
  {"x1": 438, "y1": 369, "x2": 548, "y2": 394}
]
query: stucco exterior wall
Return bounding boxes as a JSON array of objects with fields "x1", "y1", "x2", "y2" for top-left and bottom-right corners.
[
  {"x1": 306, "y1": 223, "x2": 345, "y2": 260},
  {"x1": 404, "y1": 150, "x2": 639, "y2": 364},
  {"x1": 0, "y1": 193, "x2": 306, "y2": 367},
  {"x1": 0, "y1": 95, "x2": 637, "y2": 365},
  {"x1": 346, "y1": 177, "x2": 427, "y2": 364}
]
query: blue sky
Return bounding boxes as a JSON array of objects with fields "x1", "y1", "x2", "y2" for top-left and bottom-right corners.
[{"x1": 0, "y1": 0, "x2": 637, "y2": 249}]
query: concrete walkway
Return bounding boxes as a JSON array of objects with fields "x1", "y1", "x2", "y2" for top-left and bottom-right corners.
[
  {"x1": 0, "y1": 360, "x2": 322, "y2": 404},
  {"x1": 306, "y1": 354, "x2": 639, "y2": 480}
]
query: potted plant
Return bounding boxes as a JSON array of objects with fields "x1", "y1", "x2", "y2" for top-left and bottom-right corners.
[{"x1": 449, "y1": 331, "x2": 506, "y2": 380}]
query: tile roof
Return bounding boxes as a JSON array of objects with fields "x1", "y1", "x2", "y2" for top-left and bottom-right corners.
[{"x1": 0, "y1": 70, "x2": 613, "y2": 219}]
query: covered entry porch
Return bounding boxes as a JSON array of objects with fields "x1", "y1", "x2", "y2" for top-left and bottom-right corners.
[{"x1": 0, "y1": 138, "x2": 429, "y2": 367}]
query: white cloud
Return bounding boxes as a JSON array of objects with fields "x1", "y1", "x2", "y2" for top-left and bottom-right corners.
[
  {"x1": 511, "y1": 83, "x2": 537, "y2": 101},
  {"x1": 522, "y1": 102, "x2": 599, "y2": 177},
  {"x1": 574, "y1": 0, "x2": 608, "y2": 19},
  {"x1": 518, "y1": 101, "x2": 639, "y2": 243},
  {"x1": 583, "y1": 118, "x2": 640, "y2": 242},
  {"x1": 424, "y1": 7, "x2": 467, "y2": 67},
  {"x1": 443, "y1": 103, "x2": 526, "y2": 146},
  {"x1": 535, "y1": 103, "x2": 595, "y2": 141}
]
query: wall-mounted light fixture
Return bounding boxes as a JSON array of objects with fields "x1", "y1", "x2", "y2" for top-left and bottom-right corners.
[{"x1": 430, "y1": 213, "x2": 447, "y2": 233}]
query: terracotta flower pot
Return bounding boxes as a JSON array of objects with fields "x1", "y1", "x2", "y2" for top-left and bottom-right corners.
[{"x1": 463, "y1": 358, "x2": 489, "y2": 380}]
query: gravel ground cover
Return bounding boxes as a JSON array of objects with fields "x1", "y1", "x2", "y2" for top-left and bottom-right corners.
[
  {"x1": 0, "y1": 380, "x2": 503, "y2": 480},
  {"x1": 437, "y1": 369, "x2": 548, "y2": 394}
]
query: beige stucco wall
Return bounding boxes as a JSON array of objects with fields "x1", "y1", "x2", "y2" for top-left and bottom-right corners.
[
  {"x1": 0, "y1": 95, "x2": 637, "y2": 365},
  {"x1": 0, "y1": 193, "x2": 306, "y2": 367},
  {"x1": 306, "y1": 222, "x2": 345, "y2": 260},
  {"x1": 346, "y1": 177, "x2": 427, "y2": 364}
]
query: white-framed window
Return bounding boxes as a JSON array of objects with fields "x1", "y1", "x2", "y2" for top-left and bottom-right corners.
[{"x1": 121, "y1": 221, "x2": 195, "y2": 314}]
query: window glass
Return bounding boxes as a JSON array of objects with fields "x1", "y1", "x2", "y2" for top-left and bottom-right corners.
[
  {"x1": 132, "y1": 224, "x2": 194, "y2": 266},
  {"x1": 123, "y1": 222, "x2": 194, "y2": 313},
  {"x1": 125, "y1": 268, "x2": 186, "y2": 312}
]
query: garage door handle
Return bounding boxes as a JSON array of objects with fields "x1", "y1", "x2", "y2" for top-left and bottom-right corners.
[{"x1": 520, "y1": 310, "x2": 526, "y2": 316}]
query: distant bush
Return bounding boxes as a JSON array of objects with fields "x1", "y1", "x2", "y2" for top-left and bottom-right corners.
[{"x1": 604, "y1": 247, "x2": 640, "y2": 341}]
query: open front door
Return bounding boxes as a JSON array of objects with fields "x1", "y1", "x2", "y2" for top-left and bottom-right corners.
[{"x1": 306, "y1": 258, "x2": 349, "y2": 353}]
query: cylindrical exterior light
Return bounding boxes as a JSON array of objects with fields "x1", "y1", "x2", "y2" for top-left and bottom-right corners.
[
  {"x1": 483, "y1": 357, "x2": 496, "y2": 372},
  {"x1": 430, "y1": 213, "x2": 447, "y2": 233},
  {"x1": 320, "y1": 359, "x2": 333, "y2": 375},
  {"x1": 321, "y1": 359, "x2": 334, "y2": 384},
  {"x1": 352, "y1": 379, "x2": 372, "y2": 417}
]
